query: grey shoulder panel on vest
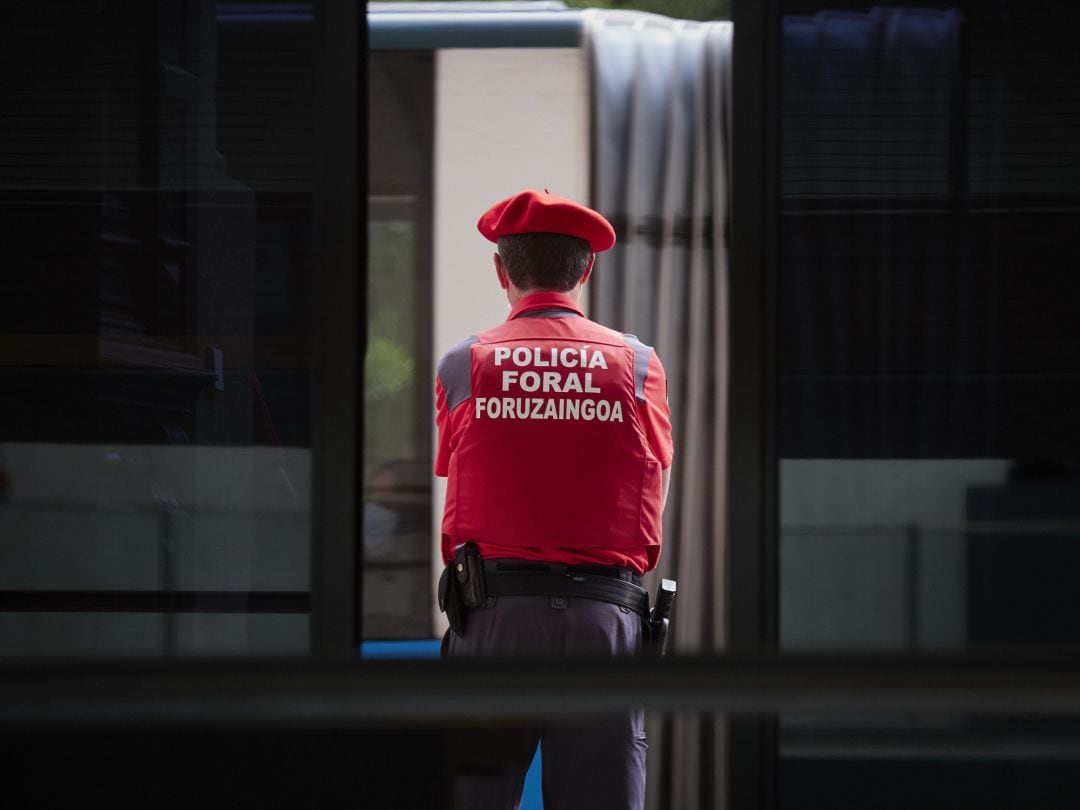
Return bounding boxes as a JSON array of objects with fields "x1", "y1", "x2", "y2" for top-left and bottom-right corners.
[
  {"x1": 437, "y1": 335, "x2": 478, "y2": 411},
  {"x1": 622, "y1": 334, "x2": 654, "y2": 402}
]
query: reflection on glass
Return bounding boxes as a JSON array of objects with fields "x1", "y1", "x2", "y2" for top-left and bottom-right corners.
[
  {"x1": 0, "y1": 1, "x2": 315, "y2": 657},
  {"x1": 777, "y1": 2, "x2": 1080, "y2": 806},
  {"x1": 364, "y1": 217, "x2": 433, "y2": 639},
  {"x1": 781, "y1": 459, "x2": 1010, "y2": 651},
  {"x1": 778, "y1": 2, "x2": 1080, "y2": 653}
]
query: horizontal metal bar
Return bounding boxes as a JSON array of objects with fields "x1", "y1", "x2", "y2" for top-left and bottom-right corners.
[
  {"x1": 0, "y1": 500, "x2": 308, "y2": 518},
  {"x1": 6, "y1": 653, "x2": 1080, "y2": 727},
  {"x1": 219, "y1": 4, "x2": 586, "y2": 49},
  {"x1": 779, "y1": 194, "x2": 1080, "y2": 212},
  {"x1": 0, "y1": 590, "x2": 310, "y2": 614},
  {"x1": 368, "y1": 11, "x2": 585, "y2": 50},
  {"x1": 783, "y1": 522, "x2": 1080, "y2": 537}
]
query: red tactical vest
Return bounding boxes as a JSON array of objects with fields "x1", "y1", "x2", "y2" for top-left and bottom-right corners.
[{"x1": 440, "y1": 311, "x2": 665, "y2": 565}]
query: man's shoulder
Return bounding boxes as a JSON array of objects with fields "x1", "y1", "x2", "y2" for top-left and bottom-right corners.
[
  {"x1": 620, "y1": 331, "x2": 656, "y2": 353},
  {"x1": 438, "y1": 334, "x2": 480, "y2": 357},
  {"x1": 436, "y1": 335, "x2": 479, "y2": 386}
]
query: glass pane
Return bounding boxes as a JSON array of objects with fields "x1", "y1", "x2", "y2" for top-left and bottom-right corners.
[
  {"x1": 364, "y1": 52, "x2": 435, "y2": 640},
  {"x1": 777, "y1": 2, "x2": 1080, "y2": 653},
  {"x1": 0, "y1": 1, "x2": 315, "y2": 657},
  {"x1": 776, "y1": 2, "x2": 1080, "y2": 805}
]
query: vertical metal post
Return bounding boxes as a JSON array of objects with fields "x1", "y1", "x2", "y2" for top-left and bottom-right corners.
[
  {"x1": 311, "y1": 0, "x2": 365, "y2": 655},
  {"x1": 730, "y1": 0, "x2": 781, "y2": 806}
]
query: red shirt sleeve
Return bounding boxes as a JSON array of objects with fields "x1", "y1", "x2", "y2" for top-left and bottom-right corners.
[
  {"x1": 641, "y1": 351, "x2": 674, "y2": 469},
  {"x1": 434, "y1": 377, "x2": 452, "y2": 477},
  {"x1": 434, "y1": 374, "x2": 474, "y2": 477}
]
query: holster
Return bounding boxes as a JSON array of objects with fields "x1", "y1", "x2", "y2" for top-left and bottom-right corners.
[
  {"x1": 437, "y1": 541, "x2": 486, "y2": 637},
  {"x1": 644, "y1": 614, "x2": 670, "y2": 657},
  {"x1": 454, "y1": 541, "x2": 487, "y2": 607},
  {"x1": 644, "y1": 578, "x2": 677, "y2": 658}
]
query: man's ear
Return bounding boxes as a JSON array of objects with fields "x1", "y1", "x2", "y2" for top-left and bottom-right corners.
[
  {"x1": 580, "y1": 254, "x2": 596, "y2": 286},
  {"x1": 494, "y1": 253, "x2": 509, "y2": 290}
]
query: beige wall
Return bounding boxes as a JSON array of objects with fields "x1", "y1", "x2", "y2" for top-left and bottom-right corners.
[{"x1": 431, "y1": 48, "x2": 591, "y2": 631}]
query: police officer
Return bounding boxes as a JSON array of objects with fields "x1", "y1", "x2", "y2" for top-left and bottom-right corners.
[{"x1": 435, "y1": 189, "x2": 673, "y2": 810}]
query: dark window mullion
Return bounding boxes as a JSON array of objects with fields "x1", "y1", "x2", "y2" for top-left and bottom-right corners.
[{"x1": 309, "y1": 0, "x2": 364, "y2": 655}]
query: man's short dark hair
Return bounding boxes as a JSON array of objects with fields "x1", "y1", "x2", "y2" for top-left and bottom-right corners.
[{"x1": 497, "y1": 232, "x2": 593, "y2": 292}]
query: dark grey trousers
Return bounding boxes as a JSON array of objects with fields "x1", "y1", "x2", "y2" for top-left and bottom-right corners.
[{"x1": 446, "y1": 594, "x2": 647, "y2": 810}]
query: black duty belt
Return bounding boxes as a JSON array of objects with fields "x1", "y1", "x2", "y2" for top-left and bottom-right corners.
[{"x1": 481, "y1": 559, "x2": 649, "y2": 618}]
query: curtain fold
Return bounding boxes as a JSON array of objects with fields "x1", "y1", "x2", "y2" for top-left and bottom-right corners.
[{"x1": 586, "y1": 12, "x2": 732, "y2": 809}]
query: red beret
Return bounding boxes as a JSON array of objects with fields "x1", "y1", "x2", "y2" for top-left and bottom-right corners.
[{"x1": 477, "y1": 189, "x2": 616, "y2": 252}]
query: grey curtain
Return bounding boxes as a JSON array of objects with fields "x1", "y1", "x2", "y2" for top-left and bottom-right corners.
[{"x1": 586, "y1": 12, "x2": 732, "y2": 810}]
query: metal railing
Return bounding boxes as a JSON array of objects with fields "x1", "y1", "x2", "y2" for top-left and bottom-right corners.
[{"x1": 5, "y1": 652, "x2": 1080, "y2": 727}]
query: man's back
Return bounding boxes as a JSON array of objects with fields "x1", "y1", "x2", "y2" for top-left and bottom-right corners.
[{"x1": 436, "y1": 290, "x2": 670, "y2": 572}]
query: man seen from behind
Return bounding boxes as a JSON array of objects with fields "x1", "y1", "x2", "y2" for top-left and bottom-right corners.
[{"x1": 435, "y1": 189, "x2": 674, "y2": 810}]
